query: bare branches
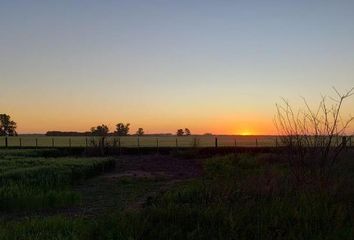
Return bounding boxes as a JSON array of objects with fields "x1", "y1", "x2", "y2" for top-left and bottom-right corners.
[{"x1": 275, "y1": 87, "x2": 354, "y2": 182}]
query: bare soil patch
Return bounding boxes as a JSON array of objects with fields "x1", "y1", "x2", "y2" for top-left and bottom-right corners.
[
  {"x1": 73, "y1": 154, "x2": 203, "y2": 216},
  {"x1": 1, "y1": 154, "x2": 202, "y2": 221}
]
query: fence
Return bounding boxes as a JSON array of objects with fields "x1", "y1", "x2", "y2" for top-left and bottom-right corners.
[
  {"x1": 0, "y1": 136, "x2": 283, "y2": 148},
  {"x1": 0, "y1": 136, "x2": 352, "y2": 149}
]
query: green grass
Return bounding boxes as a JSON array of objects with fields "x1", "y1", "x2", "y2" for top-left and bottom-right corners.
[
  {"x1": 0, "y1": 149, "x2": 67, "y2": 158},
  {"x1": 0, "y1": 151, "x2": 115, "y2": 212},
  {"x1": 1, "y1": 152, "x2": 353, "y2": 239}
]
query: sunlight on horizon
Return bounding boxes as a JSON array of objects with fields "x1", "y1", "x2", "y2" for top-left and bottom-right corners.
[
  {"x1": 239, "y1": 131, "x2": 253, "y2": 136},
  {"x1": 0, "y1": 1, "x2": 353, "y2": 135}
]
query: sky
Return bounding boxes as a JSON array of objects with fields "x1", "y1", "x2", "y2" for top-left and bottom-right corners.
[{"x1": 1, "y1": 0, "x2": 354, "y2": 135}]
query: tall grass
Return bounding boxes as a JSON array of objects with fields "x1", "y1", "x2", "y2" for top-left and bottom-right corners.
[
  {"x1": 0, "y1": 156, "x2": 115, "y2": 211},
  {"x1": 1, "y1": 153, "x2": 353, "y2": 239}
]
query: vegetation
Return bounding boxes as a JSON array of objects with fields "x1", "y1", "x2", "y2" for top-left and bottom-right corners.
[
  {"x1": 0, "y1": 135, "x2": 285, "y2": 148},
  {"x1": 0, "y1": 151, "x2": 114, "y2": 212},
  {"x1": 46, "y1": 131, "x2": 91, "y2": 136},
  {"x1": 176, "y1": 129, "x2": 184, "y2": 136},
  {"x1": 1, "y1": 150, "x2": 353, "y2": 239},
  {"x1": 185, "y1": 128, "x2": 191, "y2": 136},
  {"x1": 108, "y1": 153, "x2": 353, "y2": 240},
  {"x1": 0, "y1": 114, "x2": 17, "y2": 136},
  {"x1": 136, "y1": 128, "x2": 144, "y2": 136},
  {"x1": 276, "y1": 87, "x2": 354, "y2": 183},
  {"x1": 115, "y1": 123, "x2": 130, "y2": 136},
  {"x1": 177, "y1": 128, "x2": 192, "y2": 136},
  {"x1": 91, "y1": 124, "x2": 110, "y2": 136}
]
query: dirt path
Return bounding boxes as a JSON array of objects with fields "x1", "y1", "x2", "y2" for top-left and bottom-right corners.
[
  {"x1": 72, "y1": 154, "x2": 203, "y2": 217},
  {"x1": 111, "y1": 154, "x2": 203, "y2": 179},
  {"x1": 1, "y1": 154, "x2": 203, "y2": 220}
]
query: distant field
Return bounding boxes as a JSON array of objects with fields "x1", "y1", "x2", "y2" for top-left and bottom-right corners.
[{"x1": 0, "y1": 136, "x2": 282, "y2": 148}]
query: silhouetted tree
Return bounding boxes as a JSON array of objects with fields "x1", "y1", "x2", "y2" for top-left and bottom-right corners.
[
  {"x1": 136, "y1": 128, "x2": 144, "y2": 136},
  {"x1": 90, "y1": 124, "x2": 109, "y2": 136},
  {"x1": 176, "y1": 129, "x2": 184, "y2": 136},
  {"x1": 90, "y1": 124, "x2": 109, "y2": 155},
  {"x1": 185, "y1": 128, "x2": 191, "y2": 136},
  {"x1": 0, "y1": 114, "x2": 17, "y2": 136},
  {"x1": 115, "y1": 123, "x2": 130, "y2": 136}
]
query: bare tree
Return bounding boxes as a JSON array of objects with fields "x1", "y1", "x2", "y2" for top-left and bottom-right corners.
[{"x1": 275, "y1": 87, "x2": 354, "y2": 184}]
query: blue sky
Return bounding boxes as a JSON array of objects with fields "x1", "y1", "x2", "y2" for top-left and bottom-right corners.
[{"x1": 1, "y1": 0, "x2": 353, "y2": 134}]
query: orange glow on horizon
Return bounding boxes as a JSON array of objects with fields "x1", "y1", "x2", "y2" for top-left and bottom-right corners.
[
  {"x1": 13, "y1": 117, "x2": 278, "y2": 136},
  {"x1": 240, "y1": 131, "x2": 252, "y2": 136},
  {"x1": 9, "y1": 108, "x2": 278, "y2": 135}
]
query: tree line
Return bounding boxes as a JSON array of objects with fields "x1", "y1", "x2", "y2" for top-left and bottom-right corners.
[
  {"x1": 0, "y1": 114, "x2": 193, "y2": 137},
  {"x1": 89, "y1": 124, "x2": 192, "y2": 137},
  {"x1": 49, "y1": 124, "x2": 192, "y2": 137}
]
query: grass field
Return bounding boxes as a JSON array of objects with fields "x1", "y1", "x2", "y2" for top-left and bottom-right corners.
[
  {"x1": 0, "y1": 150, "x2": 115, "y2": 212},
  {"x1": 0, "y1": 135, "x2": 283, "y2": 148},
  {"x1": 1, "y1": 136, "x2": 352, "y2": 148},
  {"x1": 1, "y1": 149, "x2": 354, "y2": 239}
]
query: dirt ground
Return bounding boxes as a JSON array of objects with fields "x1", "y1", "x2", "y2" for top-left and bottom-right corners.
[
  {"x1": 1, "y1": 154, "x2": 203, "y2": 221},
  {"x1": 72, "y1": 154, "x2": 203, "y2": 217},
  {"x1": 111, "y1": 154, "x2": 203, "y2": 179}
]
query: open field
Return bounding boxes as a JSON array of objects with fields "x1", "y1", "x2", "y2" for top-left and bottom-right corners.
[
  {"x1": 0, "y1": 150, "x2": 115, "y2": 213},
  {"x1": 2, "y1": 135, "x2": 352, "y2": 148},
  {"x1": 1, "y1": 136, "x2": 352, "y2": 149},
  {"x1": 1, "y1": 149, "x2": 354, "y2": 239},
  {"x1": 0, "y1": 136, "x2": 279, "y2": 148}
]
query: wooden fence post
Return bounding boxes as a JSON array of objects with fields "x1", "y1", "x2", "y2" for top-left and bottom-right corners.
[
  {"x1": 5, "y1": 137, "x2": 8, "y2": 148},
  {"x1": 137, "y1": 137, "x2": 140, "y2": 151},
  {"x1": 342, "y1": 136, "x2": 347, "y2": 151},
  {"x1": 118, "y1": 138, "x2": 121, "y2": 155},
  {"x1": 100, "y1": 137, "x2": 105, "y2": 156},
  {"x1": 275, "y1": 137, "x2": 278, "y2": 148},
  {"x1": 176, "y1": 138, "x2": 178, "y2": 148},
  {"x1": 156, "y1": 138, "x2": 159, "y2": 153},
  {"x1": 19, "y1": 138, "x2": 22, "y2": 148},
  {"x1": 35, "y1": 138, "x2": 38, "y2": 149},
  {"x1": 215, "y1": 137, "x2": 218, "y2": 148}
]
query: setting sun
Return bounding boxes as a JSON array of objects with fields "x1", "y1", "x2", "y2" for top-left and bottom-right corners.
[
  {"x1": 1, "y1": 1, "x2": 354, "y2": 238},
  {"x1": 240, "y1": 131, "x2": 252, "y2": 136}
]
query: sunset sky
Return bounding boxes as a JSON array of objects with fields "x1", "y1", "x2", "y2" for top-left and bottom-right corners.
[{"x1": 1, "y1": 1, "x2": 354, "y2": 135}]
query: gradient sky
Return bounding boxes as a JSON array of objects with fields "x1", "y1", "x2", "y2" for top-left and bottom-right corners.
[{"x1": 1, "y1": 0, "x2": 354, "y2": 134}]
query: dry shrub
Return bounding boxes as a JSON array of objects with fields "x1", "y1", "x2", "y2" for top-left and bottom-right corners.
[{"x1": 275, "y1": 87, "x2": 354, "y2": 184}]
